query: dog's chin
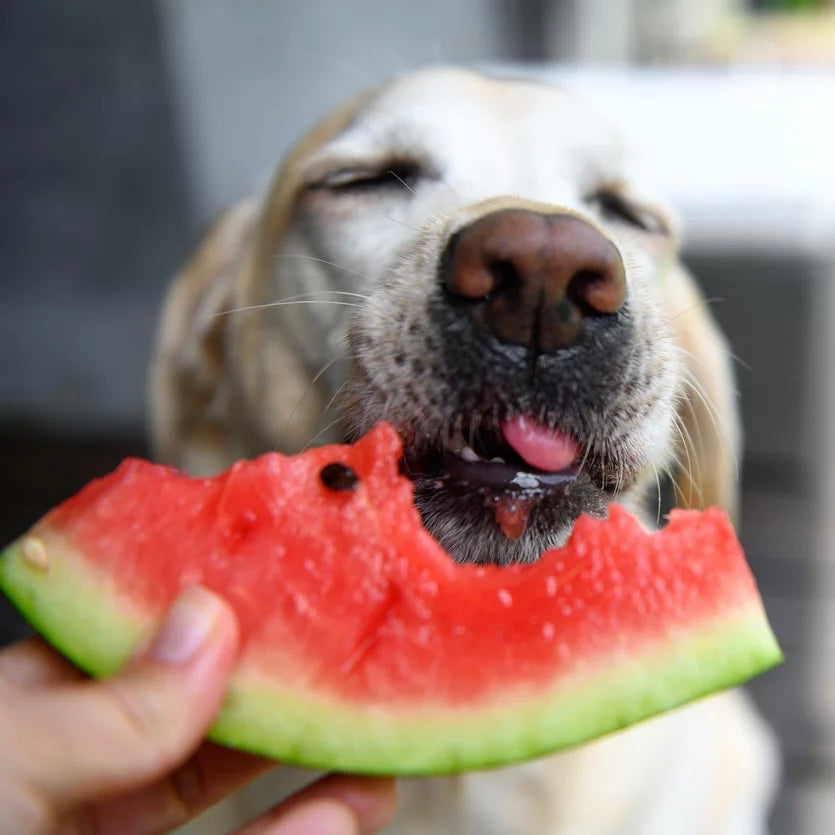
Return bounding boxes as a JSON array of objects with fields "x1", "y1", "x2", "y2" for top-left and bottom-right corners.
[{"x1": 414, "y1": 480, "x2": 612, "y2": 566}]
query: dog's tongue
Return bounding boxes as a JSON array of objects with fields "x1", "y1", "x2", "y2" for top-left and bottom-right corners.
[{"x1": 500, "y1": 415, "x2": 579, "y2": 472}]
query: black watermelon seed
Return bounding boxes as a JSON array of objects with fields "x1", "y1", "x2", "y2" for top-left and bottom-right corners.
[{"x1": 320, "y1": 462, "x2": 359, "y2": 491}]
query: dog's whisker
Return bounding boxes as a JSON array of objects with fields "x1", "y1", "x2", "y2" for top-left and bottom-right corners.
[
  {"x1": 675, "y1": 339, "x2": 751, "y2": 373},
  {"x1": 216, "y1": 299, "x2": 364, "y2": 317},
  {"x1": 614, "y1": 452, "x2": 627, "y2": 496},
  {"x1": 650, "y1": 461, "x2": 663, "y2": 525},
  {"x1": 670, "y1": 296, "x2": 726, "y2": 321},
  {"x1": 382, "y1": 214, "x2": 421, "y2": 232},
  {"x1": 301, "y1": 417, "x2": 345, "y2": 452},
  {"x1": 666, "y1": 461, "x2": 690, "y2": 508},
  {"x1": 675, "y1": 384, "x2": 706, "y2": 484},
  {"x1": 380, "y1": 393, "x2": 395, "y2": 425},
  {"x1": 667, "y1": 443, "x2": 703, "y2": 509},
  {"x1": 321, "y1": 377, "x2": 352, "y2": 420},
  {"x1": 671, "y1": 414, "x2": 707, "y2": 508},
  {"x1": 668, "y1": 414, "x2": 692, "y2": 506},
  {"x1": 275, "y1": 253, "x2": 374, "y2": 282},
  {"x1": 674, "y1": 411, "x2": 699, "y2": 502},
  {"x1": 578, "y1": 433, "x2": 595, "y2": 479},
  {"x1": 678, "y1": 369, "x2": 739, "y2": 479},
  {"x1": 267, "y1": 289, "x2": 369, "y2": 300},
  {"x1": 272, "y1": 299, "x2": 363, "y2": 307},
  {"x1": 387, "y1": 170, "x2": 416, "y2": 194},
  {"x1": 283, "y1": 353, "x2": 345, "y2": 440},
  {"x1": 671, "y1": 343, "x2": 737, "y2": 450}
]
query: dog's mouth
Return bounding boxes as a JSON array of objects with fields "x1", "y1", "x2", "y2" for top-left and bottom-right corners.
[{"x1": 402, "y1": 415, "x2": 584, "y2": 541}]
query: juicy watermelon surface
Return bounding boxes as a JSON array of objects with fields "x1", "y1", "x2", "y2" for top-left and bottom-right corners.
[{"x1": 0, "y1": 423, "x2": 782, "y2": 774}]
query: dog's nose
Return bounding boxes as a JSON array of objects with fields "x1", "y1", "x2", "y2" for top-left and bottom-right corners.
[{"x1": 442, "y1": 209, "x2": 626, "y2": 352}]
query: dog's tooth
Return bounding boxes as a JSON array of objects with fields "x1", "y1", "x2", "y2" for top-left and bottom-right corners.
[
  {"x1": 490, "y1": 457, "x2": 506, "y2": 464},
  {"x1": 459, "y1": 446, "x2": 480, "y2": 462}
]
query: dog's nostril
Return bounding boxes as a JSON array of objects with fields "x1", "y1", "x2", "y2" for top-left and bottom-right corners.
[
  {"x1": 441, "y1": 252, "x2": 522, "y2": 303},
  {"x1": 441, "y1": 209, "x2": 626, "y2": 352},
  {"x1": 568, "y1": 267, "x2": 626, "y2": 317},
  {"x1": 485, "y1": 259, "x2": 523, "y2": 300}
]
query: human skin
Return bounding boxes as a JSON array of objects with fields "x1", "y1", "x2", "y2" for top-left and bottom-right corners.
[{"x1": 0, "y1": 586, "x2": 398, "y2": 834}]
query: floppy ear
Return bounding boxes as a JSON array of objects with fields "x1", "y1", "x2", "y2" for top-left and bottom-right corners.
[
  {"x1": 149, "y1": 198, "x2": 261, "y2": 475},
  {"x1": 666, "y1": 264, "x2": 741, "y2": 523},
  {"x1": 151, "y1": 95, "x2": 374, "y2": 476}
]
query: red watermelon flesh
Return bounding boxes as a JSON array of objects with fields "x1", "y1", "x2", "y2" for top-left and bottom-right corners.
[{"x1": 0, "y1": 423, "x2": 781, "y2": 774}]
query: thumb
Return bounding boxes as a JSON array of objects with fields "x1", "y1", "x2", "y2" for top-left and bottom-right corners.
[{"x1": 9, "y1": 585, "x2": 239, "y2": 810}]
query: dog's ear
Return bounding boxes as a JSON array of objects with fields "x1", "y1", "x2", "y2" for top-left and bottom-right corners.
[
  {"x1": 666, "y1": 264, "x2": 741, "y2": 523},
  {"x1": 151, "y1": 95, "x2": 372, "y2": 476},
  {"x1": 150, "y1": 198, "x2": 260, "y2": 475}
]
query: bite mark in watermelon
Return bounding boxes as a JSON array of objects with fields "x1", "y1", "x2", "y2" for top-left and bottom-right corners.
[{"x1": 0, "y1": 423, "x2": 782, "y2": 775}]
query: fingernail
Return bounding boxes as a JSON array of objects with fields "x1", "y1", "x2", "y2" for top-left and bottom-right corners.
[
  {"x1": 148, "y1": 586, "x2": 226, "y2": 665},
  {"x1": 329, "y1": 778, "x2": 399, "y2": 832},
  {"x1": 274, "y1": 800, "x2": 358, "y2": 835}
]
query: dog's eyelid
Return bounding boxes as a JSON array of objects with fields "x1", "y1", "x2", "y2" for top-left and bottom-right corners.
[
  {"x1": 304, "y1": 158, "x2": 428, "y2": 193},
  {"x1": 586, "y1": 188, "x2": 670, "y2": 236}
]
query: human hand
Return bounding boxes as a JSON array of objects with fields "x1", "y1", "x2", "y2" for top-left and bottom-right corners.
[{"x1": 0, "y1": 586, "x2": 398, "y2": 834}]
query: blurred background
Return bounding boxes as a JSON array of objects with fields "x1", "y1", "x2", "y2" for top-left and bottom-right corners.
[{"x1": 2, "y1": 1, "x2": 834, "y2": 832}]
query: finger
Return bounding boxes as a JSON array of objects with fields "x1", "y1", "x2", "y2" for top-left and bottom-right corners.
[
  {"x1": 0, "y1": 637, "x2": 86, "y2": 689},
  {"x1": 7, "y1": 586, "x2": 239, "y2": 811},
  {"x1": 237, "y1": 800, "x2": 359, "y2": 835},
  {"x1": 234, "y1": 774, "x2": 399, "y2": 835},
  {"x1": 83, "y1": 743, "x2": 276, "y2": 835}
]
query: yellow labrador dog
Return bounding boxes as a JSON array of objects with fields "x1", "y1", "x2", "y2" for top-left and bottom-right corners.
[{"x1": 153, "y1": 68, "x2": 777, "y2": 834}]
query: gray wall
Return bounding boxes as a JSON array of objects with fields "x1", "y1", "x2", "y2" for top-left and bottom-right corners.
[
  {"x1": 0, "y1": 0, "x2": 191, "y2": 435},
  {"x1": 159, "y1": 0, "x2": 515, "y2": 223},
  {"x1": 1, "y1": 0, "x2": 524, "y2": 436}
]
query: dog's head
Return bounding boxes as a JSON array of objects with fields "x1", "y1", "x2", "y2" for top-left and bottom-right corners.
[{"x1": 152, "y1": 67, "x2": 739, "y2": 564}]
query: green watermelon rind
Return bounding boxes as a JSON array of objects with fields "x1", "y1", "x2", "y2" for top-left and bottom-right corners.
[
  {"x1": 219, "y1": 611, "x2": 780, "y2": 774},
  {"x1": 0, "y1": 531, "x2": 782, "y2": 776}
]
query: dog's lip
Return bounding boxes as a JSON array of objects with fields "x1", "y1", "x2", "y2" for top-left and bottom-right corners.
[
  {"x1": 440, "y1": 447, "x2": 581, "y2": 491},
  {"x1": 401, "y1": 421, "x2": 583, "y2": 494},
  {"x1": 398, "y1": 418, "x2": 585, "y2": 541},
  {"x1": 402, "y1": 438, "x2": 582, "y2": 542}
]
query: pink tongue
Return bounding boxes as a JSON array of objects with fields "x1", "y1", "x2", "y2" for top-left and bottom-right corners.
[{"x1": 500, "y1": 415, "x2": 579, "y2": 472}]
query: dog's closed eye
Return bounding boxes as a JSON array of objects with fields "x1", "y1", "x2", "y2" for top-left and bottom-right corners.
[
  {"x1": 307, "y1": 159, "x2": 427, "y2": 194},
  {"x1": 586, "y1": 187, "x2": 669, "y2": 235}
]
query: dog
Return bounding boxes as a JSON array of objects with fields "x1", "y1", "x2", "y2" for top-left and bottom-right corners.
[{"x1": 152, "y1": 67, "x2": 778, "y2": 834}]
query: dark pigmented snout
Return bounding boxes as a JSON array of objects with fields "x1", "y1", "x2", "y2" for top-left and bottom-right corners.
[{"x1": 441, "y1": 209, "x2": 626, "y2": 352}]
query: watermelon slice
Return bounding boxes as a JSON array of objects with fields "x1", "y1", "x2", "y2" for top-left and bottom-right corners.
[{"x1": 0, "y1": 423, "x2": 781, "y2": 775}]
